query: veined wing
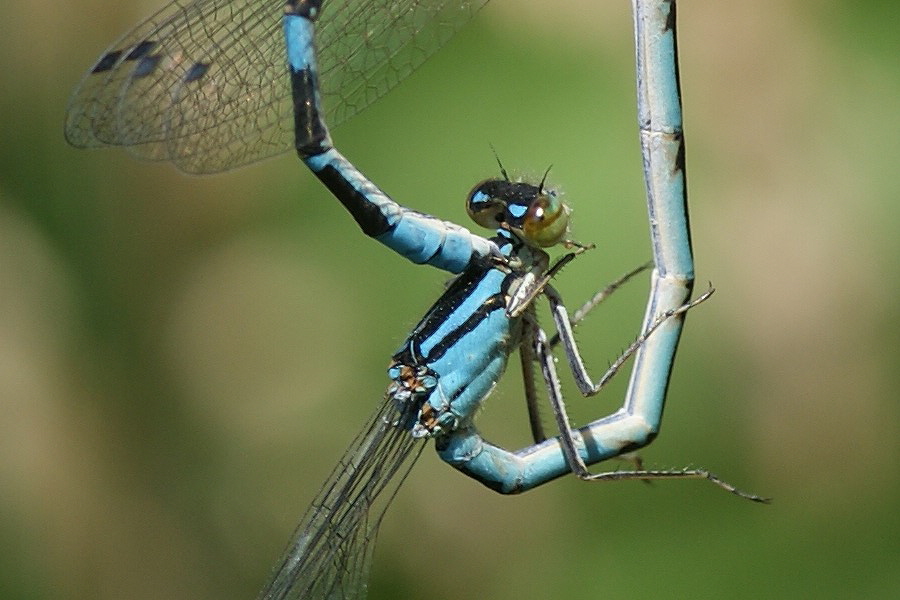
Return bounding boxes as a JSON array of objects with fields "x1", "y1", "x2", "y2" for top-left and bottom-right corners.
[
  {"x1": 258, "y1": 395, "x2": 425, "y2": 600},
  {"x1": 64, "y1": 0, "x2": 490, "y2": 173}
]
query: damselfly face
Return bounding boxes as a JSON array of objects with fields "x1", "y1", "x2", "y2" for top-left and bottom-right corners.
[{"x1": 466, "y1": 178, "x2": 571, "y2": 248}]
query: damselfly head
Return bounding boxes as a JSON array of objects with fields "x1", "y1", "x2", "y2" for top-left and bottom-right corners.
[{"x1": 466, "y1": 178, "x2": 571, "y2": 248}]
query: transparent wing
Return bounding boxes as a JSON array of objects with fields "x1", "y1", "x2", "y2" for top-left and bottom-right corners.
[
  {"x1": 64, "y1": 0, "x2": 490, "y2": 173},
  {"x1": 258, "y1": 395, "x2": 426, "y2": 600}
]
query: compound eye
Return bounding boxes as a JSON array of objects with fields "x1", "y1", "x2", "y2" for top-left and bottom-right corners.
[
  {"x1": 520, "y1": 189, "x2": 569, "y2": 247},
  {"x1": 466, "y1": 181, "x2": 507, "y2": 229}
]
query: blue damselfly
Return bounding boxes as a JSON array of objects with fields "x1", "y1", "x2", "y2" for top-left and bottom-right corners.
[{"x1": 65, "y1": 1, "x2": 768, "y2": 598}]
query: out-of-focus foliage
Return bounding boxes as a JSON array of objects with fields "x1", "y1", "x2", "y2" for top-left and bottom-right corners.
[{"x1": 1, "y1": 2, "x2": 897, "y2": 599}]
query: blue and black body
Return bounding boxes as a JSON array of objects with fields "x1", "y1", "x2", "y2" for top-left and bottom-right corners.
[
  {"x1": 65, "y1": 0, "x2": 767, "y2": 598},
  {"x1": 284, "y1": 0, "x2": 585, "y2": 480}
]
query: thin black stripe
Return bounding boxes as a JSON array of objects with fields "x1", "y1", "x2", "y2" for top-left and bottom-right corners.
[
  {"x1": 424, "y1": 293, "x2": 506, "y2": 366},
  {"x1": 393, "y1": 260, "x2": 511, "y2": 366}
]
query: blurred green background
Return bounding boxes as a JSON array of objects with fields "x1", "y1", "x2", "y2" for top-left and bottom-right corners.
[{"x1": 1, "y1": 1, "x2": 898, "y2": 598}]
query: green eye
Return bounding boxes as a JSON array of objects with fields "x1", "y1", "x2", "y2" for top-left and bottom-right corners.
[{"x1": 521, "y1": 190, "x2": 569, "y2": 248}]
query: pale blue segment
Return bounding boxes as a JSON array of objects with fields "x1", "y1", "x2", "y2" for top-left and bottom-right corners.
[
  {"x1": 283, "y1": 14, "x2": 315, "y2": 71},
  {"x1": 438, "y1": 411, "x2": 656, "y2": 493},
  {"x1": 376, "y1": 215, "x2": 479, "y2": 271},
  {"x1": 616, "y1": 0, "x2": 692, "y2": 443},
  {"x1": 635, "y1": 0, "x2": 693, "y2": 280},
  {"x1": 636, "y1": 10, "x2": 682, "y2": 132}
]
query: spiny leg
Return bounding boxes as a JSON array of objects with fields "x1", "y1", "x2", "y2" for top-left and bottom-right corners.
[
  {"x1": 519, "y1": 312, "x2": 548, "y2": 443},
  {"x1": 546, "y1": 261, "x2": 653, "y2": 348},
  {"x1": 575, "y1": 469, "x2": 771, "y2": 503},
  {"x1": 523, "y1": 262, "x2": 651, "y2": 444},
  {"x1": 438, "y1": 279, "x2": 765, "y2": 500},
  {"x1": 533, "y1": 287, "x2": 770, "y2": 503},
  {"x1": 542, "y1": 283, "x2": 712, "y2": 398},
  {"x1": 435, "y1": 287, "x2": 765, "y2": 500}
]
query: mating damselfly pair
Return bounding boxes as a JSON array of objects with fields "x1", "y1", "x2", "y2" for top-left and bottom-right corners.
[{"x1": 65, "y1": 0, "x2": 768, "y2": 597}]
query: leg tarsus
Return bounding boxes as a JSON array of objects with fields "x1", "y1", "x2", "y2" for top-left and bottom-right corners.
[{"x1": 578, "y1": 467, "x2": 771, "y2": 504}]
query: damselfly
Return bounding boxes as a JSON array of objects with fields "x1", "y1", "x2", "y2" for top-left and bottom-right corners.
[{"x1": 65, "y1": 1, "x2": 768, "y2": 598}]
